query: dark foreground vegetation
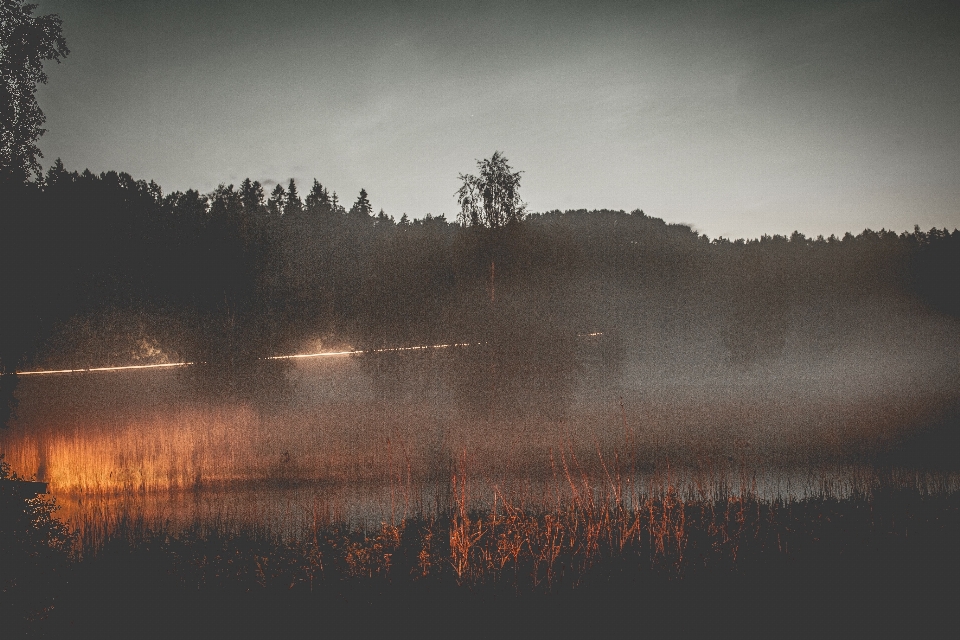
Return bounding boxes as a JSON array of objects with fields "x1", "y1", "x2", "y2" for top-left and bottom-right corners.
[{"x1": 5, "y1": 453, "x2": 960, "y2": 637}]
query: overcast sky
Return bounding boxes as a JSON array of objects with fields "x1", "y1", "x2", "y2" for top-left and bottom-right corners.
[{"x1": 33, "y1": 0, "x2": 960, "y2": 239}]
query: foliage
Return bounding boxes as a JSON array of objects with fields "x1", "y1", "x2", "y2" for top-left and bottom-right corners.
[
  {"x1": 1, "y1": 454, "x2": 74, "y2": 628},
  {"x1": 0, "y1": 0, "x2": 68, "y2": 184},
  {"x1": 456, "y1": 151, "x2": 526, "y2": 228},
  {"x1": 0, "y1": 454, "x2": 73, "y2": 554}
]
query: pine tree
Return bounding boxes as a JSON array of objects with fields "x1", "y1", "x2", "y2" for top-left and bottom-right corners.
[
  {"x1": 43, "y1": 157, "x2": 69, "y2": 188},
  {"x1": 267, "y1": 183, "x2": 286, "y2": 217},
  {"x1": 330, "y1": 191, "x2": 344, "y2": 215},
  {"x1": 240, "y1": 178, "x2": 264, "y2": 214},
  {"x1": 305, "y1": 178, "x2": 331, "y2": 216},
  {"x1": 284, "y1": 178, "x2": 302, "y2": 216},
  {"x1": 349, "y1": 188, "x2": 373, "y2": 218}
]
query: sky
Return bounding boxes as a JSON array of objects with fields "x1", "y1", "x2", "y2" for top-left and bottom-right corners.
[{"x1": 31, "y1": 0, "x2": 960, "y2": 240}]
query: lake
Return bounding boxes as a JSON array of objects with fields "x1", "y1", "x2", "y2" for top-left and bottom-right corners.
[{"x1": 3, "y1": 350, "x2": 959, "y2": 543}]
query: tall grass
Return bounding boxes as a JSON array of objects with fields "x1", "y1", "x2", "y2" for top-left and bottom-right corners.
[
  {"x1": 6, "y1": 431, "x2": 960, "y2": 640},
  {"x1": 6, "y1": 399, "x2": 954, "y2": 498},
  {"x1": 2, "y1": 403, "x2": 445, "y2": 494},
  {"x1": 5, "y1": 401, "x2": 959, "y2": 560},
  {"x1": 44, "y1": 439, "x2": 958, "y2": 588}
]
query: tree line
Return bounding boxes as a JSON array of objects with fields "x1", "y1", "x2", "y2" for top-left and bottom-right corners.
[{"x1": 0, "y1": 160, "x2": 957, "y2": 421}]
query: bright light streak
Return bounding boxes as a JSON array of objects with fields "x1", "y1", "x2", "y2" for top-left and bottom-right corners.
[
  {"x1": 265, "y1": 350, "x2": 357, "y2": 360},
  {"x1": 16, "y1": 362, "x2": 194, "y2": 376},
  {"x1": 14, "y1": 337, "x2": 599, "y2": 375}
]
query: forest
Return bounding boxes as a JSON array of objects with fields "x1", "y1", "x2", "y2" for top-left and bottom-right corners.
[{"x1": 2, "y1": 162, "x2": 959, "y2": 425}]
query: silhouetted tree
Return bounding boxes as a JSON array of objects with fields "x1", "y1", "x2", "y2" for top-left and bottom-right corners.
[
  {"x1": 267, "y1": 183, "x2": 285, "y2": 217},
  {"x1": 305, "y1": 178, "x2": 331, "y2": 218},
  {"x1": 0, "y1": 2, "x2": 68, "y2": 426},
  {"x1": 284, "y1": 178, "x2": 302, "y2": 216},
  {"x1": 349, "y1": 188, "x2": 373, "y2": 218},
  {"x1": 0, "y1": 0, "x2": 69, "y2": 184},
  {"x1": 240, "y1": 177, "x2": 265, "y2": 214},
  {"x1": 456, "y1": 151, "x2": 525, "y2": 228},
  {"x1": 42, "y1": 156, "x2": 66, "y2": 187},
  {"x1": 330, "y1": 191, "x2": 343, "y2": 215}
]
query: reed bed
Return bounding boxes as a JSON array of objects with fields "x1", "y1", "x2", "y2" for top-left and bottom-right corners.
[
  {"x1": 51, "y1": 445, "x2": 960, "y2": 588},
  {"x1": 6, "y1": 395, "x2": 955, "y2": 507},
  {"x1": 1, "y1": 403, "x2": 451, "y2": 494},
  {"x1": 6, "y1": 446, "x2": 960, "y2": 637}
]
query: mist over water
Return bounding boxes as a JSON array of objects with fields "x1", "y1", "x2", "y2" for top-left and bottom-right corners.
[{"x1": 4, "y1": 286, "x2": 958, "y2": 535}]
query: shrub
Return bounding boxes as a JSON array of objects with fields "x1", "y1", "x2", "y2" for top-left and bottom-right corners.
[{"x1": 0, "y1": 454, "x2": 74, "y2": 626}]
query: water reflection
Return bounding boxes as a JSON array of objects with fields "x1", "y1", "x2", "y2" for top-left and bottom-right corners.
[{"x1": 52, "y1": 464, "x2": 960, "y2": 546}]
